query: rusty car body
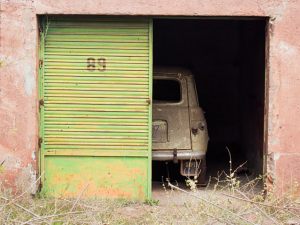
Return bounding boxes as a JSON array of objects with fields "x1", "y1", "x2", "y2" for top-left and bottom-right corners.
[{"x1": 152, "y1": 67, "x2": 209, "y2": 182}]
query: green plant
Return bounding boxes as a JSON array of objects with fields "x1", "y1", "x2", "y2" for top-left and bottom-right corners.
[
  {"x1": 0, "y1": 160, "x2": 4, "y2": 174},
  {"x1": 144, "y1": 198, "x2": 159, "y2": 206}
]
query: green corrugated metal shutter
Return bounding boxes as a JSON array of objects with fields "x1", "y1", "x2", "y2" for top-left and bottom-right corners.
[{"x1": 39, "y1": 17, "x2": 152, "y2": 200}]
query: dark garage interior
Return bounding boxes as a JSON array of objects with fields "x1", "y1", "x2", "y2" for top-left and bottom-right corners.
[{"x1": 152, "y1": 18, "x2": 266, "y2": 184}]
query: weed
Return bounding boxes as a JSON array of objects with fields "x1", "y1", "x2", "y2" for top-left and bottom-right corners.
[
  {"x1": 185, "y1": 179, "x2": 197, "y2": 192},
  {"x1": 144, "y1": 198, "x2": 159, "y2": 206},
  {"x1": 0, "y1": 148, "x2": 299, "y2": 225}
]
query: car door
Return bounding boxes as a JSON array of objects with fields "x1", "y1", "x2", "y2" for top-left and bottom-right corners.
[{"x1": 152, "y1": 75, "x2": 191, "y2": 150}]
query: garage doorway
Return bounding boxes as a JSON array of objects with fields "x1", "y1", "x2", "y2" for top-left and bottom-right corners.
[{"x1": 152, "y1": 18, "x2": 267, "y2": 185}]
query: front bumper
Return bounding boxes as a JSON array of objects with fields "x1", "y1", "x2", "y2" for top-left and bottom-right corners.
[{"x1": 152, "y1": 150, "x2": 205, "y2": 161}]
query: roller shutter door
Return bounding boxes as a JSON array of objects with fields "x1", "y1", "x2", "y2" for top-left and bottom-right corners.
[{"x1": 39, "y1": 17, "x2": 152, "y2": 199}]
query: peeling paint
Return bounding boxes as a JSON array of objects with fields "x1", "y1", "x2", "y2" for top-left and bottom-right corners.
[
  {"x1": 260, "y1": 0, "x2": 289, "y2": 21},
  {"x1": 23, "y1": 63, "x2": 35, "y2": 96},
  {"x1": 31, "y1": 150, "x2": 36, "y2": 160},
  {"x1": 278, "y1": 41, "x2": 298, "y2": 56},
  {"x1": 15, "y1": 164, "x2": 37, "y2": 194},
  {"x1": 267, "y1": 153, "x2": 276, "y2": 185},
  {"x1": 273, "y1": 152, "x2": 281, "y2": 161},
  {"x1": 0, "y1": 154, "x2": 21, "y2": 170}
]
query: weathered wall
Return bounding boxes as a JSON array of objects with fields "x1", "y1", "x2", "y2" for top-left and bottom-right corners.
[{"x1": 0, "y1": 0, "x2": 300, "y2": 194}]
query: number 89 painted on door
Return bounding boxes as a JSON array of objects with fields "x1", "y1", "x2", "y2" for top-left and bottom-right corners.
[{"x1": 87, "y1": 57, "x2": 106, "y2": 71}]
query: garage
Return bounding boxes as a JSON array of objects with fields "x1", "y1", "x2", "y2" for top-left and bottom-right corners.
[
  {"x1": 39, "y1": 16, "x2": 267, "y2": 198},
  {"x1": 152, "y1": 18, "x2": 267, "y2": 184},
  {"x1": 2, "y1": 0, "x2": 300, "y2": 207}
]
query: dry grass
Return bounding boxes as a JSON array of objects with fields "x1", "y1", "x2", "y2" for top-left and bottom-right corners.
[
  {"x1": 1, "y1": 172, "x2": 299, "y2": 225},
  {"x1": 164, "y1": 177, "x2": 300, "y2": 225},
  {"x1": 1, "y1": 149, "x2": 299, "y2": 225}
]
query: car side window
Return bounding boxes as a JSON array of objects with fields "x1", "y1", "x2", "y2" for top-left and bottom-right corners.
[{"x1": 153, "y1": 79, "x2": 181, "y2": 103}]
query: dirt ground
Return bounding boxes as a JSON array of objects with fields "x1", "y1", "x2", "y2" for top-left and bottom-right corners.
[{"x1": 1, "y1": 176, "x2": 300, "y2": 224}]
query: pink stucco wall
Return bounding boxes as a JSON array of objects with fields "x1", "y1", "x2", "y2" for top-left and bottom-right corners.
[{"x1": 0, "y1": 0, "x2": 299, "y2": 194}]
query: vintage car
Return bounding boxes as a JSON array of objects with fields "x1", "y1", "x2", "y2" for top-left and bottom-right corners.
[{"x1": 152, "y1": 67, "x2": 209, "y2": 183}]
